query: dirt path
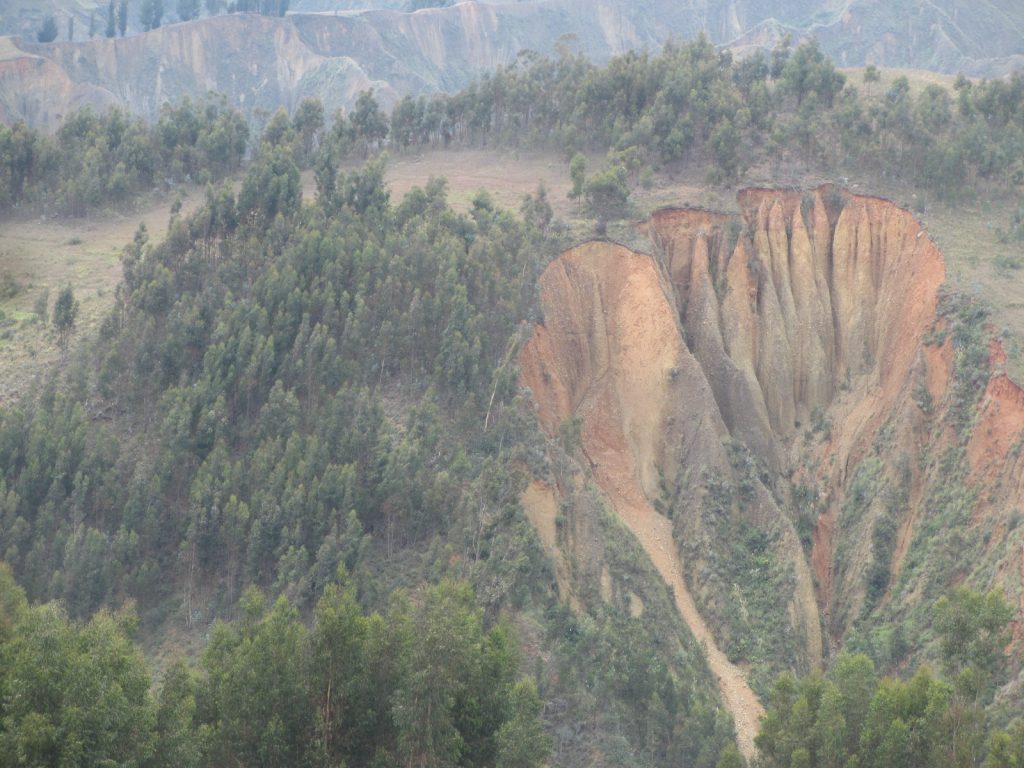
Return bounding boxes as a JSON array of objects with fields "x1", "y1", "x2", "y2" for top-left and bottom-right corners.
[{"x1": 612, "y1": 492, "x2": 764, "y2": 760}]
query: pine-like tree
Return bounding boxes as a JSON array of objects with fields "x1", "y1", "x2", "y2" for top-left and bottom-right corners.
[
  {"x1": 52, "y1": 285, "x2": 79, "y2": 352},
  {"x1": 140, "y1": 0, "x2": 164, "y2": 29},
  {"x1": 105, "y1": 1, "x2": 116, "y2": 37},
  {"x1": 177, "y1": 0, "x2": 200, "y2": 21},
  {"x1": 36, "y1": 15, "x2": 59, "y2": 43}
]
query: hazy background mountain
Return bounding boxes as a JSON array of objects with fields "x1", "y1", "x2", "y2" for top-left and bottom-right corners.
[{"x1": 0, "y1": 0, "x2": 1020, "y2": 131}]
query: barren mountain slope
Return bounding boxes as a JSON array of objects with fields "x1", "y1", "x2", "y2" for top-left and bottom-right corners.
[
  {"x1": 2, "y1": 0, "x2": 1021, "y2": 130},
  {"x1": 519, "y1": 186, "x2": 1024, "y2": 748}
]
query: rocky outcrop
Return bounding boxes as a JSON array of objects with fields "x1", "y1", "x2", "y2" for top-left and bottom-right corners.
[
  {"x1": 519, "y1": 186, "x2": 1024, "y2": 751},
  {"x1": 645, "y1": 188, "x2": 954, "y2": 634}
]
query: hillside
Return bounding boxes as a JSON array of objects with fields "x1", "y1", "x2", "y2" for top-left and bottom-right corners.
[
  {"x1": 2, "y1": 132, "x2": 1023, "y2": 762},
  {"x1": 2, "y1": 0, "x2": 1022, "y2": 131},
  {"x1": 2, "y1": 19, "x2": 1024, "y2": 765},
  {"x1": 0, "y1": 139, "x2": 757, "y2": 765},
  {"x1": 521, "y1": 187, "x2": 1024, "y2": 742}
]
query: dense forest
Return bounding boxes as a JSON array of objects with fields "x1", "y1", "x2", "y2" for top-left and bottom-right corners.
[
  {"x1": 0, "y1": 563, "x2": 549, "y2": 768},
  {"x1": 0, "y1": 96, "x2": 247, "y2": 215},
  {"x1": 379, "y1": 36, "x2": 1024, "y2": 202},
  {"x1": 0, "y1": 115, "x2": 737, "y2": 765},
  {"x1": 2, "y1": 36, "x2": 1024, "y2": 768}
]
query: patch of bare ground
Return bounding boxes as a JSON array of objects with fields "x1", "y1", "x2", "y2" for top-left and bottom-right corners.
[
  {"x1": 622, "y1": 495, "x2": 765, "y2": 759},
  {"x1": 0, "y1": 188, "x2": 205, "y2": 405},
  {"x1": 374, "y1": 150, "x2": 1023, "y2": 383},
  {"x1": 519, "y1": 242, "x2": 765, "y2": 758}
]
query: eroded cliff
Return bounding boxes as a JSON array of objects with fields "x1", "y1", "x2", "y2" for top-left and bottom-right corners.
[
  {"x1": 519, "y1": 186, "x2": 1024, "y2": 752},
  {"x1": 3, "y1": 0, "x2": 1022, "y2": 131}
]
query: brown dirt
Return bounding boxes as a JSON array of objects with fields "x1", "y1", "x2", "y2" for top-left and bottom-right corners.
[
  {"x1": 517, "y1": 187, "x2": 998, "y2": 749},
  {"x1": 520, "y1": 241, "x2": 764, "y2": 759},
  {"x1": 645, "y1": 187, "x2": 947, "y2": 640},
  {"x1": 521, "y1": 479, "x2": 560, "y2": 551},
  {"x1": 520, "y1": 479, "x2": 577, "y2": 607},
  {"x1": 323, "y1": 149, "x2": 584, "y2": 220},
  {"x1": 968, "y1": 372, "x2": 1024, "y2": 484},
  {"x1": 385, "y1": 149, "x2": 575, "y2": 213},
  {"x1": 617, "y1": 493, "x2": 765, "y2": 759},
  {"x1": 924, "y1": 336, "x2": 954, "y2": 404},
  {"x1": 810, "y1": 504, "x2": 837, "y2": 635}
]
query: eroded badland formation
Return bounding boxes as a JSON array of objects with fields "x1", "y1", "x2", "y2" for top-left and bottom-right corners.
[{"x1": 520, "y1": 186, "x2": 1024, "y2": 757}]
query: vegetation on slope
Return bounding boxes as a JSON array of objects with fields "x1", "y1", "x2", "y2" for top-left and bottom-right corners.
[
  {"x1": 370, "y1": 37, "x2": 1023, "y2": 202},
  {"x1": 4, "y1": 37, "x2": 1023, "y2": 219},
  {"x1": 0, "y1": 118, "x2": 738, "y2": 765},
  {"x1": 757, "y1": 588, "x2": 1021, "y2": 768},
  {"x1": 1, "y1": 33, "x2": 1022, "y2": 768},
  {"x1": 0, "y1": 96, "x2": 247, "y2": 215},
  {"x1": 0, "y1": 561, "x2": 549, "y2": 768}
]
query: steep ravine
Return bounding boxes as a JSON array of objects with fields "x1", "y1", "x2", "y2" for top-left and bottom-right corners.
[
  {"x1": 519, "y1": 186, "x2": 1024, "y2": 752},
  {"x1": 519, "y1": 242, "x2": 765, "y2": 757}
]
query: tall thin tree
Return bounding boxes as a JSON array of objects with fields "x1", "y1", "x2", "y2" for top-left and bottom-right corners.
[{"x1": 106, "y1": 1, "x2": 116, "y2": 37}]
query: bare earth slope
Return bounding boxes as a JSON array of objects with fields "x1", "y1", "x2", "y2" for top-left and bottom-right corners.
[
  {"x1": 2, "y1": 0, "x2": 1021, "y2": 130},
  {"x1": 519, "y1": 186, "x2": 1024, "y2": 750},
  {"x1": 519, "y1": 243, "x2": 765, "y2": 757}
]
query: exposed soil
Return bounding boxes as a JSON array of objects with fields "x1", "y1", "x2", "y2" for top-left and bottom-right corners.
[
  {"x1": 518, "y1": 186, "x2": 1024, "y2": 753},
  {"x1": 520, "y1": 478, "x2": 577, "y2": 606},
  {"x1": 520, "y1": 241, "x2": 764, "y2": 758},
  {"x1": 614, "y1": 487, "x2": 765, "y2": 758},
  {"x1": 969, "y1": 370, "x2": 1024, "y2": 484},
  {"x1": 382, "y1": 149, "x2": 575, "y2": 214},
  {"x1": 522, "y1": 479, "x2": 559, "y2": 552}
]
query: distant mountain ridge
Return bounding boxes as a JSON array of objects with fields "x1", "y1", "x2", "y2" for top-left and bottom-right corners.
[{"x1": 0, "y1": 0, "x2": 1021, "y2": 130}]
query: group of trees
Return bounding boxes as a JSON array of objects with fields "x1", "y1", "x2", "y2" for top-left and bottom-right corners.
[
  {"x1": 105, "y1": 0, "x2": 128, "y2": 37},
  {"x1": 757, "y1": 588, "x2": 1020, "y2": 768},
  {"x1": 0, "y1": 105, "x2": 746, "y2": 764},
  {"x1": 0, "y1": 96, "x2": 247, "y2": 214},
  {"x1": 99, "y1": 36, "x2": 995, "y2": 222},
  {"x1": 11, "y1": 35, "x2": 1022, "y2": 216},
  {"x1": 0, "y1": 563, "x2": 550, "y2": 768},
  {"x1": 35, "y1": 15, "x2": 58, "y2": 42},
  {"x1": 346, "y1": 36, "x2": 1023, "y2": 201},
  {"x1": 34, "y1": 0, "x2": 287, "y2": 43}
]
